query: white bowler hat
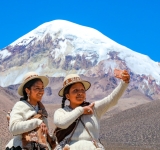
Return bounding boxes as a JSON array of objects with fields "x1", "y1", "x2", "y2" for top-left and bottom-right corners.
[
  {"x1": 58, "y1": 74, "x2": 91, "y2": 97},
  {"x1": 18, "y1": 72, "x2": 49, "y2": 96}
]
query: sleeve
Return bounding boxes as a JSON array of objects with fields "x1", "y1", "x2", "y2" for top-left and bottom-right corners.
[
  {"x1": 9, "y1": 102, "x2": 43, "y2": 135},
  {"x1": 94, "y1": 81, "x2": 128, "y2": 119},
  {"x1": 54, "y1": 106, "x2": 84, "y2": 129}
]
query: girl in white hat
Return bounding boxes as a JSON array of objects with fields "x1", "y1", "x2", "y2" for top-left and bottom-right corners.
[
  {"x1": 54, "y1": 70, "x2": 130, "y2": 150},
  {"x1": 5, "y1": 72, "x2": 52, "y2": 150}
]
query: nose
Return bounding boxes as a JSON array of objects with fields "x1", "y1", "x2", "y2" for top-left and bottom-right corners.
[
  {"x1": 77, "y1": 92, "x2": 83, "y2": 96},
  {"x1": 77, "y1": 93, "x2": 81, "y2": 96}
]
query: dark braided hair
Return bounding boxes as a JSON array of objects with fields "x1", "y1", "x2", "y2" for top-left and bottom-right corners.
[
  {"x1": 20, "y1": 78, "x2": 43, "y2": 101},
  {"x1": 61, "y1": 84, "x2": 73, "y2": 108},
  {"x1": 61, "y1": 97, "x2": 66, "y2": 108}
]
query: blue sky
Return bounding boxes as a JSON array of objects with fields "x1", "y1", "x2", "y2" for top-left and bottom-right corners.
[{"x1": 0, "y1": 0, "x2": 160, "y2": 62}]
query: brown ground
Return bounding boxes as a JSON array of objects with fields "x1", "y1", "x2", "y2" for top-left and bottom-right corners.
[
  {"x1": 0, "y1": 86, "x2": 18, "y2": 149},
  {"x1": 0, "y1": 86, "x2": 159, "y2": 150},
  {"x1": 100, "y1": 100, "x2": 160, "y2": 150}
]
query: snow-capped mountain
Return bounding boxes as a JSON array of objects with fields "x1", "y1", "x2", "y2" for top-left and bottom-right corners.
[{"x1": 0, "y1": 20, "x2": 160, "y2": 100}]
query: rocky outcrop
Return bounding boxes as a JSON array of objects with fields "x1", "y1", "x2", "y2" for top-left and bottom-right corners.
[
  {"x1": 0, "y1": 20, "x2": 160, "y2": 101},
  {"x1": 100, "y1": 99, "x2": 160, "y2": 149},
  {"x1": 1, "y1": 36, "x2": 160, "y2": 101}
]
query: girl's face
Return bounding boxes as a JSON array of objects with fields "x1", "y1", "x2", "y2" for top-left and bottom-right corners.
[
  {"x1": 66, "y1": 82, "x2": 86, "y2": 108},
  {"x1": 26, "y1": 80, "x2": 44, "y2": 104}
]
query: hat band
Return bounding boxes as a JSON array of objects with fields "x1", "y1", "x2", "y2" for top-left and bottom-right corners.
[
  {"x1": 63, "y1": 77, "x2": 81, "y2": 87},
  {"x1": 25, "y1": 74, "x2": 38, "y2": 81}
]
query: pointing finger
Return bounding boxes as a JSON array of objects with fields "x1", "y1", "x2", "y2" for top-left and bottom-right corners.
[{"x1": 89, "y1": 102, "x2": 95, "y2": 108}]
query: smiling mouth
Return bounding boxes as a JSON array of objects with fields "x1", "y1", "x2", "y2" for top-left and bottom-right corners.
[{"x1": 76, "y1": 97, "x2": 83, "y2": 99}]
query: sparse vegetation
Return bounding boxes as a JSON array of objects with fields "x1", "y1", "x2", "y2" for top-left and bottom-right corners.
[
  {"x1": 0, "y1": 110, "x2": 12, "y2": 150},
  {"x1": 1, "y1": 85, "x2": 160, "y2": 150},
  {"x1": 100, "y1": 100, "x2": 160, "y2": 150}
]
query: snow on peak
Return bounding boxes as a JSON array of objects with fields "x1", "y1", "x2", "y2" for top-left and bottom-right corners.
[
  {"x1": 0, "y1": 49, "x2": 11, "y2": 59},
  {"x1": 10, "y1": 20, "x2": 118, "y2": 47},
  {"x1": 0, "y1": 19, "x2": 160, "y2": 86}
]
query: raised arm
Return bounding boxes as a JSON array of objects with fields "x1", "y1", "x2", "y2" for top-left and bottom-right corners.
[
  {"x1": 95, "y1": 81, "x2": 128, "y2": 118},
  {"x1": 94, "y1": 69, "x2": 130, "y2": 119}
]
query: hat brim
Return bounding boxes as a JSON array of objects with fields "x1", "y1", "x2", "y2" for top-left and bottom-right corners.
[
  {"x1": 18, "y1": 76, "x2": 49, "y2": 96},
  {"x1": 58, "y1": 80, "x2": 91, "y2": 97}
]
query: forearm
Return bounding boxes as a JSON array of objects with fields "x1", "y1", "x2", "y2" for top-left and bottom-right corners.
[
  {"x1": 54, "y1": 106, "x2": 84, "y2": 129},
  {"x1": 9, "y1": 101, "x2": 43, "y2": 135},
  {"x1": 9, "y1": 118, "x2": 42, "y2": 135},
  {"x1": 95, "y1": 81, "x2": 128, "y2": 118}
]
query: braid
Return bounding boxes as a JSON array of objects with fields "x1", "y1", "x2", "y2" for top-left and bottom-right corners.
[
  {"x1": 61, "y1": 97, "x2": 66, "y2": 108},
  {"x1": 20, "y1": 86, "x2": 28, "y2": 101},
  {"x1": 61, "y1": 84, "x2": 73, "y2": 108},
  {"x1": 20, "y1": 90, "x2": 28, "y2": 100}
]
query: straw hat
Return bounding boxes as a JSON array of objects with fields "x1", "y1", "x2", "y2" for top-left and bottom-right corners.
[
  {"x1": 58, "y1": 74, "x2": 91, "y2": 97},
  {"x1": 18, "y1": 72, "x2": 49, "y2": 96}
]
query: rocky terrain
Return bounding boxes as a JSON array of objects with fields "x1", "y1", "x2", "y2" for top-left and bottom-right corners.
[
  {"x1": 0, "y1": 86, "x2": 18, "y2": 149},
  {"x1": 1, "y1": 86, "x2": 160, "y2": 150},
  {"x1": 0, "y1": 20, "x2": 160, "y2": 149},
  {"x1": 5, "y1": 74, "x2": 153, "y2": 105},
  {"x1": 100, "y1": 99, "x2": 160, "y2": 150},
  {"x1": 0, "y1": 20, "x2": 160, "y2": 101}
]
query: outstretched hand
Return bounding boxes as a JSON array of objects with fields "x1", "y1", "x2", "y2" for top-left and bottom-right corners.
[
  {"x1": 120, "y1": 70, "x2": 130, "y2": 83},
  {"x1": 114, "y1": 69, "x2": 130, "y2": 83},
  {"x1": 83, "y1": 103, "x2": 95, "y2": 115}
]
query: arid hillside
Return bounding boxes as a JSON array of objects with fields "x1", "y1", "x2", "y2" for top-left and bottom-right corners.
[
  {"x1": 0, "y1": 85, "x2": 159, "y2": 150},
  {"x1": 0, "y1": 86, "x2": 18, "y2": 149},
  {"x1": 100, "y1": 99, "x2": 160, "y2": 150}
]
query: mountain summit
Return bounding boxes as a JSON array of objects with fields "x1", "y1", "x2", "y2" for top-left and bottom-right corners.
[{"x1": 0, "y1": 20, "x2": 160, "y2": 100}]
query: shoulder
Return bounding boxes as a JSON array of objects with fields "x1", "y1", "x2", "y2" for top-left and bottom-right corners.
[
  {"x1": 54, "y1": 106, "x2": 83, "y2": 114},
  {"x1": 54, "y1": 106, "x2": 71, "y2": 115},
  {"x1": 13, "y1": 100, "x2": 28, "y2": 107},
  {"x1": 55, "y1": 107, "x2": 67, "y2": 113},
  {"x1": 12, "y1": 100, "x2": 31, "y2": 111}
]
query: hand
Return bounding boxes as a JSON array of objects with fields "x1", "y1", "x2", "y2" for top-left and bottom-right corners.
[
  {"x1": 63, "y1": 144, "x2": 70, "y2": 150},
  {"x1": 83, "y1": 103, "x2": 95, "y2": 115},
  {"x1": 39, "y1": 122, "x2": 48, "y2": 136},
  {"x1": 120, "y1": 70, "x2": 130, "y2": 83}
]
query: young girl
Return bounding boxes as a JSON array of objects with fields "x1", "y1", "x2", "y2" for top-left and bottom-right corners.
[
  {"x1": 54, "y1": 69, "x2": 130, "y2": 150},
  {"x1": 6, "y1": 72, "x2": 51, "y2": 150}
]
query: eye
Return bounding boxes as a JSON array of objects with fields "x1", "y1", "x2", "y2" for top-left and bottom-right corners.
[
  {"x1": 81, "y1": 89, "x2": 85, "y2": 93},
  {"x1": 72, "y1": 89, "x2": 85, "y2": 93},
  {"x1": 73, "y1": 89, "x2": 78, "y2": 93},
  {"x1": 34, "y1": 87, "x2": 44, "y2": 91}
]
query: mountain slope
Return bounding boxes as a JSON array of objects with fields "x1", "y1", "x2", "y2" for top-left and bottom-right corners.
[
  {"x1": 0, "y1": 86, "x2": 18, "y2": 149},
  {"x1": 100, "y1": 99, "x2": 160, "y2": 149},
  {"x1": 0, "y1": 85, "x2": 152, "y2": 149},
  {"x1": 0, "y1": 20, "x2": 159, "y2": 100}
]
